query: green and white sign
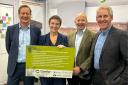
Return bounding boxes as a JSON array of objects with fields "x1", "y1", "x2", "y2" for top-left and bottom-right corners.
[{"x1": 26, "y1": 45, "x2": 75, "y2": 78}]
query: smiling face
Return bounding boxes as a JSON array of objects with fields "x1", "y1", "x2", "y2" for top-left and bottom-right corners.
[
  {"x1": 96, "y1": 7, "x2": 113, "y2": 31},
  {"x1": 48, "y1": 15, "x2": 62, "y2": 34},
  {"x1": 49, "y1": 19, "x2": 60, "y2": 33},
  {"x1": 74, "y1": 13, "x2": 87, "y2": 31},
  {"x1": 18, "y1": 6, "x2": 31, "y2": 27}
]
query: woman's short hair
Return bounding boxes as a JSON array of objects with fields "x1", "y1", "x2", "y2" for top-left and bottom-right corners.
[{"x1": 49, "y1": 15, "x2": 62, "y2": 26}]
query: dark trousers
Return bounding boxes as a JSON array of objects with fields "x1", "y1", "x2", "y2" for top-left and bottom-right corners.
[
  {"x1": 67, "y1": 76, "x2": 91, "y2": 85},
  {"x1": 40, "y1": 77, "x2": 66, "y2": 85},
  {"x1": 92, "y1": 70, "x2": 106, "y2": 85},
  {"x1": 7, "y1": 63, "x2": 34, "y2": 85},
  {"x1": 92, "y1": 70, "x2": 128, "y2": 85}
]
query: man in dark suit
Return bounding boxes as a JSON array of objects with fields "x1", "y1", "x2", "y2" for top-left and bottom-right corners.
[
  {"x1": 67, "y1": 12, "x2": 95, "y2": 85},
  {"x1": 5, "y1": 5, "x2": 41, "y2": 85},
  {"x1": 91, "y1": 6, "x2": 128, "y2": 85}
]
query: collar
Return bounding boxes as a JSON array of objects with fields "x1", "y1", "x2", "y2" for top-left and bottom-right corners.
[
  {"x1": 19, "y1": 23, "x2": 30, "y2": 29},
  {"x1": 77, "y1": 27, "x2": 86, "y2": 34},
  {"x1": 99, "y1": 25, "x2": 112, "y2": 35}
]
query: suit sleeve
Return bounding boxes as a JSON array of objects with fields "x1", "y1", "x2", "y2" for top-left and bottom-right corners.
[
  {"x1": 80, "y1": 55, "x2": 92, "y2": 71},
  {"x1": 33, "y1": 26, "x2": 41, "y2": 45},
  {"x1": 5, "y1": 26, "x2": 11, "y2": 54},
  {"x1": 120, "y1": 31, "x2": 128, "y2": 81},
  {"x1": 80, "y1": 32, "x2": 95, "y2": 73},
  {"x1": 38, "y1": 35, "x2": 46, "y2": 45}
]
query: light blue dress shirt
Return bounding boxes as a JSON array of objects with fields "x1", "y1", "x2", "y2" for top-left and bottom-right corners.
[
  {"x1": 17, "y1": 24, "x2": 30, "y2": 63},
  {"x1": 75, "y1": 29, "x2": 85, "y2": 63},
  {"x1": 94, "y1": 28, "x2": 110, "y2": 69}
]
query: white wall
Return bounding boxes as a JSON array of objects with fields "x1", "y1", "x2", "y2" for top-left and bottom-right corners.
[
  {"x1": 49, "y1": 1, "x2": 86, "y2": 28},
  {"x1": 85, "y1": 7, "x2": 97, "y2": 22},
  {"x1": 112, "y1": 5, "x2": 128, "y2": 22},
  {"x1": 0, "y1": 0, "x2": 14, "y2": 5},
  {"x1": 0, "y1": 31, "x2": 8, "y2": 84},
  {"x1": 86, "y1": 5, "x2": 128, "y2": 22},
  {"x1": 0, "y1": 1, "x2": 17, "y2": 84},
  {"x1": 0, "y1": 0, "x2": 19, "y2": 24}
]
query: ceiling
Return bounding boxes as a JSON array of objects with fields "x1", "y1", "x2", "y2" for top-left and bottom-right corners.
[
  {"x1": 86, "y1": 0, "x2": 128, "y2": 6},
  {"x1": 47, "y1": 0, "x2": 128, "y2": 7}
]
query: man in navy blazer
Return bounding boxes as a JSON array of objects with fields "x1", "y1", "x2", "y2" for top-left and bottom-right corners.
[{"x1": 5, "y1": 5, "x2": 41, "y2": 85}]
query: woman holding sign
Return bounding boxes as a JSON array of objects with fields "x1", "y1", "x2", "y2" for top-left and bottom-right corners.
[{"x1": 39, "y1": 15, "x2": 68, "y2": 85}]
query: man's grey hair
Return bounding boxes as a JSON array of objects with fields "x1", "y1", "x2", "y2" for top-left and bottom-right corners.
[{"x1": 97, "y1": 5, "x2": 113, "y2": 17}]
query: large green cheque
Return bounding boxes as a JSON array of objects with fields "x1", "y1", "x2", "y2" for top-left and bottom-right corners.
[{"x1": 26, "y1": 45, "x2": 75, "y2": 78}]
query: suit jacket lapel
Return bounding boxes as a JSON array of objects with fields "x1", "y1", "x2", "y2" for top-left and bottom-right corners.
[
  {"x1": 56, "y1": 33, "x2": 61, "y2": 45},
  {"x1": 78, "y1": 29, "x2": 88, "y2": 52},
  {"x1": 14, "y1": 24, "x2": 19, "y2": 47},
  {"x1": 100, "y1": 27, "x2": 114, "y2": 56},
  {"x1": 77, "y1": 29, "x2": 90, "y2": 55},
  {"x1": 30, "y1": 25, "x2": 34, "y2": 45},
  {"x1": 72, "y1": 31, "x2": 76, "y2": 47}
]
